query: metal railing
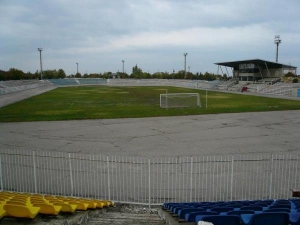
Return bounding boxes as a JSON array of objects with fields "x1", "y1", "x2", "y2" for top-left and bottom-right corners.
[{"x1": 0, "y1": 149, "x2": 299, "y2": 206}]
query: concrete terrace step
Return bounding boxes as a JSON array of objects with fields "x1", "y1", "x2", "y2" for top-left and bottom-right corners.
[
  {"x1": 87, "y1": 212, "x2": 165, "y2": 225},
  {"x1": 84, "y1": 204, "x2": 165, "y2": 225}
]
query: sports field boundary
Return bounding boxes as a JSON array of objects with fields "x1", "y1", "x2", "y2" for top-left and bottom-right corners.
[{"x1": 1, "y1": 149, "x2": 299, "y2": 206}]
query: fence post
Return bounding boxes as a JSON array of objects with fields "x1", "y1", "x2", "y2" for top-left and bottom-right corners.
[
  {"x1": 190, "y1": 156, "x2": 193, "y2": 202},
  {"x1": 148, "y1": 158, "x2": 151, "y2": 209},
  {"x1": 230, "y1": 156, "x2": 234, "y2": 201},
  {"x1": 107, "y1": 155, "x2": 111, "y2": 200},
  {"x1": 68, "y1": 153, "x2": 74, "y2": 197},
  {"x1": 269, "y1": 154, "x2": 273, "y2": 199},
  {"x1": 0, "y1": 154, "x2": 3, "y2": 191},
  {"x1": 32, "y1": 151, "x2": 37, "y2": 193}
]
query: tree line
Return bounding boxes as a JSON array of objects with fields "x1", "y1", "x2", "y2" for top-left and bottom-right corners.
[
  {"x1": 0, "y1": 66, "x2": 229, "y2": 81},
  {"x1": 0, "y1": 68, "x2": 66, "y2": 80}
]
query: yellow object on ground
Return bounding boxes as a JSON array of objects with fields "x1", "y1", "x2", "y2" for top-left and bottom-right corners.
[
  {"x1": 4, "y1": 204, "x2": 40, "y2": 219},
  {"x1": 0, "y1": 204, "x2": 6, "y2": 219},
  {"x1": 31, "y1": 203, "x2": 62, "y2": 216},
  {"x1": 67, "y1": 201, "x2": 88, "y2": 211},
  {"x1": 52, "y1": 202, "x2": 77, "y2": 213}
]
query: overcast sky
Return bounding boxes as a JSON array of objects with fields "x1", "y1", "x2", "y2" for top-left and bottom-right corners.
[{"x1": 1, "y1": 0, "x2": 299, "y2": 75}]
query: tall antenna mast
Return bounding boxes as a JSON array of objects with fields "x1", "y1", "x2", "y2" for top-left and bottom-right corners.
[
  {"x1": 37, "y1": 48, "x2": 43, "y2": 80},
  {"x1": 274, "y1": 35, "x2": 282, "y2": 63}
]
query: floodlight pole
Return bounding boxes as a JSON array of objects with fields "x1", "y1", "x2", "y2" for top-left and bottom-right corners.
[
  {"x1": 184, "y1": 53, "x2": 188, "y2": 79},
  {"x1": 76, "y1": 63, "x2": 79, "y2": 74},
  {"x1": 38, "y1": 48, "x2": 43, "y2": 80},
  {"x1": 122, "y1": 60, "x2": 125, "y2": 73},
  {"x1": 274, "y1": 35, "x2": 282, "y2": 63}
]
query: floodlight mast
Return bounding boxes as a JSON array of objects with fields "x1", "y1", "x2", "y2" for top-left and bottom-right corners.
[
  {"x1": 122, "y1": 60, "x2": 125, "y2": 73},
  {"x1": 76, "y1": 63, "x2": 79, "y2": 74},
  {"x1": 183, "y1": 53, "x2": 188, "y2": 79},
  {"x1": 274, "y1": 35, "x2": 282, "y2": 63},
  {"x1": 38, "y1": 48, "x2": 43, "y2": 80}
]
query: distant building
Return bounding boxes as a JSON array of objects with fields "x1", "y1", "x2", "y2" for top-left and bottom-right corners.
[{"x1": 215, "y1": 59, "x2": 297, "y2": 84}]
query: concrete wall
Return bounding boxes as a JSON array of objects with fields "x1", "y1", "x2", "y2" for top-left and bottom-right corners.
[{"x1": 291, "y1": 88, "x2": 300, "y2": 97}]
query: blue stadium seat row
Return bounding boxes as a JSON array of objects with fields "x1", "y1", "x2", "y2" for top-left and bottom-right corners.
[{"x1": 163, "y1": 199, "x2": 300, "y2": 225}]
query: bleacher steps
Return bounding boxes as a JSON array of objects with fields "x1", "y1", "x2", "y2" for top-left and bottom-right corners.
[
  {"x1": 87, "y1": 212, "x2": 165, "y2": 225},
  {"x1": 85, "y1": 204, "x2": 165, "y2": 225}
]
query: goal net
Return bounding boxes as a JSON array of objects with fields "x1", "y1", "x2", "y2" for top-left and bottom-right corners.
[{"x1": 160, "y1": 93, "x2": 201, "y2": 109}]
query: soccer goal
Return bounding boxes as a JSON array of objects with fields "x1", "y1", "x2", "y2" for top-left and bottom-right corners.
[{"x1": 160, "y1": 93, "x2": 201, "y2": 109}]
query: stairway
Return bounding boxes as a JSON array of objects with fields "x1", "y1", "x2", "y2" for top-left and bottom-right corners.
[{"x1": 84, "y1": 204, "x2": 165, "y2": 225}]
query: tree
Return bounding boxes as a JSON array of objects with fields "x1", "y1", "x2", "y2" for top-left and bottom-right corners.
[
  {"x1": 8, "y1": 68, "x2": 25, "y2": 80},
  {"x1": 57, "y1": 69, "x2": 66, "y2": 79},
  {"x1": 0, "y1": 70, "x2": 6, "y2": 80},
  {"x1": 75, "y1": 72, "x2": 82, "y2": 78},
  {"x1": 43, "y1": 70, "x2": 57, "y2": 79},
  {"x1": 119, "y1": 72, "x2": 129, "y2": 78},
  {"x1": 131, "y1": 65, "x2": 143, "y2": 78}
]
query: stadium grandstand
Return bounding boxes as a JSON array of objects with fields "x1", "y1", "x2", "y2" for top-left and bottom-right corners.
[
  {"x1": 215, "y1": 59, "x2": 297, "y2": 84},
  {"x1": 0, "y1": 80, "x2": 52, "y2": 95},
  {"x1": 214, "y1": 59, "x2": 299, "y2": 97}
]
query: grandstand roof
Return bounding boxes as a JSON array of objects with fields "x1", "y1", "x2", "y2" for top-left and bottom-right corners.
[{"x1": 215, "y1": 59, "x2": 297, "y2": 69}]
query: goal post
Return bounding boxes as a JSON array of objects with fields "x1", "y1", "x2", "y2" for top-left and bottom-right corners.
[{"x1": 160, "y1": 93, "x2": 201, "y2": 109}]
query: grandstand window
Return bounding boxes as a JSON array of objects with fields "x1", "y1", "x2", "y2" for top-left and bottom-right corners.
[
  {"x1": 239, "y1": 68, "x2": 260, "y2": 73},
  {"x1": 239, "y1": 76, "x2": 248, "y2": 81},
  {"x1": 239, "y1": 63, "x2": 256, "y2": 69}
]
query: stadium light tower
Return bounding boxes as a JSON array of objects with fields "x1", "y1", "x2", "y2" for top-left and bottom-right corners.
[
  {"x1": 122, "y1": 60, "x2": 125, "y2": 73},
  {"x1": 274, "y1": 35, "x2": 282, "y2": 63},
  {"x1": 184, "y1": 53, "x2": 188, "y2": 79},
  {"x1": 76, "y1": 63, "x2": 79, "y2": 74},
  {"x1": 38, "y1": 48, "x2": 43, "y2": 80}
]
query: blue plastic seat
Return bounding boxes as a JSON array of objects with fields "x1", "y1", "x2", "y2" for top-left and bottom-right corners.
[
  {"x1": 253, "y1": 203, "x2": 269, "y2": 207},
  {"x1": 241, "y1": 201, "x2": 252, "y2": 206},
  {"x1": 264, "y1": 208, "x2": 290, "y2": 213},
  {"x1": 275, "y1": 200, "x2": 290, "y2": 204},
  {"x1": 260, "y1": 200, "x2": 274, "y2": 205},
  {"x1": 169, "y1": 203, "x2": 185, "y2": 211},
  {"x1": 210, "y1": 207, "x2": 234, "y2": 214},
  {"x1": 177, "y1": 208, "x2": 204, "y2": 219},
  {"x1": 289, "y1": 212, "x2": 300, "y2": 225},
  {"x1": 227, "y1": 210, "x2": 255, "y2": 216},
  {"x1": 163, "y1": 203, "x2": 177, "y2": 209},
  {"x1": 240, "y1": 212, "x2": 289, "y2": 225},
  {"x1": 201, "y1": 215, "x2": 240, "y2": 225},
  {"x1": 269, "y1": 204, "x2": 291, "y2": 209},
  {"x1": 240, "y1": 206, "x2": 263, "y2": 212},
  {"x1": 185, "y1": 211, "x2": 217, "y2": 222},
  {"x1": 173, "y1": 206, "x2": 194, "y2": 214}
]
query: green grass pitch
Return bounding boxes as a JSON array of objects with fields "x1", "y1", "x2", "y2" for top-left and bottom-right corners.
[{"x1": 0, "y1": 85, "x2": 300, "y2": 122}]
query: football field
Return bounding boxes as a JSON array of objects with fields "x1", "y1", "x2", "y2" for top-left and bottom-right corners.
[{"x1": 1, "y1": 85, "x2": 300, "y2": 122}]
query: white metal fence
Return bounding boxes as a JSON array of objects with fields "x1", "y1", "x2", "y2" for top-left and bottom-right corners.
[{"x1": 0, "y1": 149, "x2": 299, "y2": 206}]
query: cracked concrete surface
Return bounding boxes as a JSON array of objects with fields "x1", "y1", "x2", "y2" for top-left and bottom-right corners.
[{"x1": 1, "y1": 110, "x2": 300, "y2": 157}]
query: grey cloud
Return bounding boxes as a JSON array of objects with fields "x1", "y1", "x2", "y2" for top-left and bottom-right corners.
[{"x1": 0, "y1": 0, "x2": 299, "y2": 74}]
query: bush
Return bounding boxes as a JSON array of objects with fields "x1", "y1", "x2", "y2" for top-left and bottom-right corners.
[{"x1": 292, "y1": 78, "x2": 298, "y2": 83}]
